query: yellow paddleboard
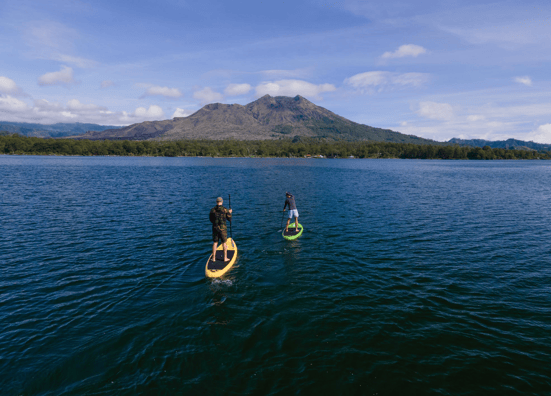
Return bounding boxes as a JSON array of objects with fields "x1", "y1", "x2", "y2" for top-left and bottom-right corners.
[{"x1": 205, "y1": 238, "x2": 238, "y2": 278}]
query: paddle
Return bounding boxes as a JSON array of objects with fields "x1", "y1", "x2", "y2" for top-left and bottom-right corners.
[
  {"x1": 228, "y1": 193, "x2": 233, "y2": 240},
  {"x1": 279, "y1": 209, "x2": 285, "y2": 232}
]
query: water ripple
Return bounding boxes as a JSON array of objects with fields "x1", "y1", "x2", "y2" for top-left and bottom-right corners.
[{"x1": 1, "y1": 157, "x2": 551, "y2": 395}]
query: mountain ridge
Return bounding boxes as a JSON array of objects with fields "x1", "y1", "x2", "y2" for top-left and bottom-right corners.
[
  {"x1": 448, "y1": 137, "x2": 550, "y2": 151},
  {"x1": 0, "y1": 121, "x2": 121, "y2": 138},
  {"x1": 74, "y1": 95, "x2": 438, "y2": 144},
  {"x1": 4, "y1": 99, "x2": 550, "y2": 149}
]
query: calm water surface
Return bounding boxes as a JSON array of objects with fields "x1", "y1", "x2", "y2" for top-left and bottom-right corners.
[{"x1": 1, "y1": 156, "x2": 550, "y2": 395}]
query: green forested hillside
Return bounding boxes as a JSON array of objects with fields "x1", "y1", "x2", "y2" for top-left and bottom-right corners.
[
  {"x1": 304, "y1": 118, "x2": 434, "y2": 144},
  {"x1": 0, "y1": 121, "x2": 121, "y2": 138},
  {"x1": 448, "y1": 137, "x2": 551, "y2": 151},
  {"x1": 1, "y1": 134, "x2": 549, "y2": 160}
]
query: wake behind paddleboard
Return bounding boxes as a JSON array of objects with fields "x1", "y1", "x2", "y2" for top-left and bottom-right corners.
[
  {"x1": 282, "y1": 223, "x2": 303, "y2": 240},
  {"x1": 205, "y1": 238, "x2": 238, "y2": 278}
]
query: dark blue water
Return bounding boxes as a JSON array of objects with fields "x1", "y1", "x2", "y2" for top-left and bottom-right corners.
[{"x1": 1, "y1": 156, "x2": 551, "y2": 395}]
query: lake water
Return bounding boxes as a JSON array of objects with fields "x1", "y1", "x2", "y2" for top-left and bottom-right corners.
[{"x1": 1, "y1": 156, "x2": 551, "y2": 395}]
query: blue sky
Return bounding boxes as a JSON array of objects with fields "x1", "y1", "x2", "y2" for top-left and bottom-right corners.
[{"x1": 1, "y1": 0, "x2": 551, "y2": 142}]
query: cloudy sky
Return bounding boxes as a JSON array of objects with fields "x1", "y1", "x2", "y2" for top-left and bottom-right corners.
[{"x1": 1, "y1": 0, "x2": 551, "y2": 142}]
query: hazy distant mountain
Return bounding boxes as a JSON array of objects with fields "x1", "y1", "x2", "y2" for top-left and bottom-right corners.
[
  {"x1": 76, "y1": 95, "x2": 437, "y2": 144},
  {"x1": 0, "y1": 121, "x2": 121, "y2": 138},
  {"x1": 448, "y1": 138, "x2": 550, "y2": 151}
]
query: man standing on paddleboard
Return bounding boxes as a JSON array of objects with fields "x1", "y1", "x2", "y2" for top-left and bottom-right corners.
[
  {"x1": 283, "y1": 192, "x2": 299, "y2": 232},
  {"x1": 210, "y1": 197, "x2": 232, "y2": 262}
]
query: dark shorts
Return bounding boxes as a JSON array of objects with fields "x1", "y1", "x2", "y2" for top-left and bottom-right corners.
[{"x1": 212, "y1": 229, "x2": 227, "y2": 243}]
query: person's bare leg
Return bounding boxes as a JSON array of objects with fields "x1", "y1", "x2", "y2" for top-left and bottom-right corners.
[
  {"x1": 286, "y1": 218, "x2": 291, "y2": 232},
  {"x1": 212, "y1": 242, "x2": 218, "y2": 261},
  {"x1": 294, "y1": 216, "x2": 299, "y2": 230},
  {"x1": 223, "y1": 242, "x2": 228, "y2": 261}
]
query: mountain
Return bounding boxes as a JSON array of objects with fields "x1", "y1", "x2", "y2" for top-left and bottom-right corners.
[
  {"x1": 0, "y1": 121, "x2": 121, "y2": 138},
  {"x1": 75, "y1": 95, "x2": 437, "y2": 144},
  {"x1": 448, "y1": 138, "x2": 550, "y2": 151}
]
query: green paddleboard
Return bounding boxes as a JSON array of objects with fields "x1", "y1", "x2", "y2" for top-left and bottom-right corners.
[{"x1": 282, "y1": 223, "x2": 303, "y2": 240}]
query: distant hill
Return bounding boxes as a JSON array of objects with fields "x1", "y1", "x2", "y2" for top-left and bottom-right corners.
[
  {"x1": 448, "y1": 138, "x2": 550, "y2": 151},
  {"x1": 76, "y1": 95, "x2": 438, "y2": 144},
  {"x1": 0, "y1": 122, "x2": 121, "y2": 138}
]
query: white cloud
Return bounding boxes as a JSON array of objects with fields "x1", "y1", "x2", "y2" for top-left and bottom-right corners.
[
  {"x1": 34, "y1": 99, "x2": 63, "y2": 111},
  {"x1": 344, "y1": 71, "x2": 429, "y2": 92},
  {"x1": 255, "y1": 79, "x2": 336, "y2": 99},
  {"x1": 193, "y1": 87, "x2": 223, "y2": 104},
  {"x1": 134, "y1": 105, "x2": 164, "y2": 119},
  {"x1": 441, "y1": 23, "x2": 540, "y2": 46},
  {"x1": 0, "y1": 77, "x2": 22, "y2": 95},
  {"x1": 101, "y1": 80, "x2": 115, "y2": 89},
  {"x1": 476, "y1": 103, "x2": 551, "y2": 119},
  {"x1": 397, "y1": 99, "x2": 548, "y2": 142},
  {"x1": 396, "y1": 119, "x2": 522, "y2": 142},
  {"x1": 60, "y1": 111, "x2": 77, "y2": 119},
  {"x1": 345, "y1": 71, "x2": 388, "y2": 87},
  {"x1": 0, "y1": 95, "x2": 29, "y2": 113},
  {"x1": 67, "y1": 99, "x2": 105, "y2": 112},
  {"x1": 0, "y1": 93, "x2": 168, "y2": 125},
  {"x1": 390, "y1": 84, "x2": 551, "y2": 142},
  {"x1": 392, "y1": 73, "x2": 430, "y2": 87},
  {"x1": 38, "y1": 66, "x2": 75, "y2": 86},
  {"x1": 172, "y1": 108, "x2": 193, "y2": 118},
  {"x1": 119, "y1": 105, "x2": 165, "y2": 123},
  {"x1": 417, "y1": 101, "x2": 455, "y2": 120},
  {"x1": 527, "y1": 124, "x2": 551, "y2": 144},
  {"x1": 141, "y1": 85, "x2": 182, "y2": 99},
  {"x1": 514, "y1": 76, "x2": 532, "y2": 86},
  {"x1": 467, "y1": 115, "x2": 485, "y2": 122},
  {"x1": 224, "y1": 83, "x2": 251, "y2": 96},
  {"x1": 381, "y1": 44, "x2": 427, "y2": 59},
  {"x1": 24, "y1": 21, "x2": 97, "y2": 68},
  {"x1": 54, "y1": 54, "x2": 97, "y2": 68}
]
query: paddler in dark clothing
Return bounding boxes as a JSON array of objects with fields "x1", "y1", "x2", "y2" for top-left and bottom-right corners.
[
  {"x1": 210, "y1": 197, "x2": 232, "y2": 262},
  {"x1": 283, "y1": 192, "x2": 299, "y2": 233}
]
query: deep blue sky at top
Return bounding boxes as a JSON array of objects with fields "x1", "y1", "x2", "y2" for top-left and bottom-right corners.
[{"x1": 1, "y1": 0, "x2": 551, "y2": 142}]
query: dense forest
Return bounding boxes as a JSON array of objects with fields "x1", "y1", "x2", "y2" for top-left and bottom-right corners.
[{"x1": 0, "y1": 133, "x2": 549, "y2": 160}]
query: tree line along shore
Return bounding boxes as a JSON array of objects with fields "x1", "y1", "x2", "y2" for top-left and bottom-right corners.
[{"x1": 0, "y1": 133, "x2": 549, "y2": 160}]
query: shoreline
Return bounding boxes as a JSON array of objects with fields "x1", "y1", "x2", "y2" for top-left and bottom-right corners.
[
  {"x1": 1, "y1": 135, "x2": 548, "y2": 160},
  {"x1": 0, "y1": 153, "x2": 546, "y2": 160}
]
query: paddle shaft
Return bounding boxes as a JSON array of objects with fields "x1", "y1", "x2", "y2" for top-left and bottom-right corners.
[{"x1": 228, "y1": 194, "x2": 233, "y2": 240}]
